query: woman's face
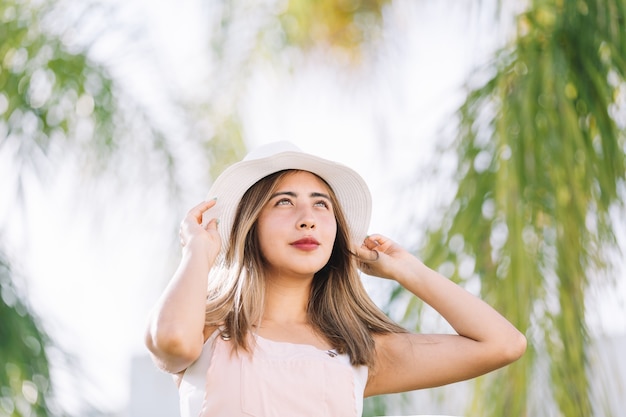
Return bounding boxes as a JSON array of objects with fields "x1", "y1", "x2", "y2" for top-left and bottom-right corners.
[{"x1": 256, "y1": 171, "x2": 337, "y2": 279}]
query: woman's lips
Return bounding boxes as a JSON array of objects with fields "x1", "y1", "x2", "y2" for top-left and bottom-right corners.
[{"x1": 290, "y1": 237, "x2": 320, "y2": 251}]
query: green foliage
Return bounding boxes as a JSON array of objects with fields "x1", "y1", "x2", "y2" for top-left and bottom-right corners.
[
  {"x1": 0, "y1": 0, "x2": 117, "y2": 172},
  {"x1": 0, "y1": 0, "x2": 181, "y2": 415},
  {"x1": 279, "y1": 0, "x2": 391, "y2": 54},
  {"x1": 0, "y1": 0, "x2": 196, "y2": 192},
  {"x1": 362, "y1": 395, "x2": 388, "y2": 417},
  {"x1": 0, "y1": 1, "x2": 122, "y2": 415},
  {"x1": 396, "y1": 0, "x2": 626, "y2": 416},
  {"x1": 203, "y1": 113, "x2": 247, "y2": 181},
  {"x1": 0, "y1": 252, "x2": 59, "y2": 417}
]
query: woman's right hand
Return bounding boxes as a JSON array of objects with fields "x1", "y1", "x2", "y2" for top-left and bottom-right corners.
[{"x1": 179, "y1": 199, "x2": 221, "y2": 258}]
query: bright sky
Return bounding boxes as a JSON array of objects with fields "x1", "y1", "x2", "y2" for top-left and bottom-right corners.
[{"x1": 2, "y1": 0, "x2": 624, "y2": 415}]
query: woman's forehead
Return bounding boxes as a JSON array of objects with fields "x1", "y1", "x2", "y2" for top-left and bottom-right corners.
[{"x1": 273, "y1": 170, "x2": 332, "y2": 192}]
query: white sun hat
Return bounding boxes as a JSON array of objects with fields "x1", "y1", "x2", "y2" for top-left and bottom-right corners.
[{"x1": 202, "y1": 141, "x2": 372, "y2": 253}]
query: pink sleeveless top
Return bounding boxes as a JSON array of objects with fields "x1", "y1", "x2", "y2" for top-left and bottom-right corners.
[{"x1": 179, "y1": 329, "x2": 368, "y2": 417}]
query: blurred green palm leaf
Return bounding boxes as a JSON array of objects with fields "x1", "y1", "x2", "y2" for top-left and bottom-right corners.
[
  {"x1": 0, "y1": 0, "x2": 116, "y2": 173},
  {"x1": 0, "y1": 254, "x2": 56, "y2": 416},
  {"x1": 399, "y1": 0, "x2": 626, "y2": 416}
]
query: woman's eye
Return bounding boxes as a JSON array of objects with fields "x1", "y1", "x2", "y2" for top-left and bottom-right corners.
[
  {"x1": 314, "y1": 200, "x2": 329, "y2": 208},
  {"x1": 276, "y1": 198, "x2": 292, "y2": 206}
]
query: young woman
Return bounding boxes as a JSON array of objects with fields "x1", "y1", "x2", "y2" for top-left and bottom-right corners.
[{"x1": 145, "y1": 141, "x2": 526, "y2": 417}]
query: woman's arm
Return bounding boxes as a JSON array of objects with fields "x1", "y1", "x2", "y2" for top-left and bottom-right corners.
[
  {"x1": 144, "y1": 200, "x2": 221, "y2": 374},
  {"x1": 358, "y1": 234, "x2": 526, "y2": 397}
]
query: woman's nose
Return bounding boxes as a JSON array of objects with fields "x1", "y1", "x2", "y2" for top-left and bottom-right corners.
[
  {"x1": 299, "y1": 220, "x2": 315, "y2": 229},
  {"x1": 297, "y1": 208, "x2": 316, "y2": 229}
]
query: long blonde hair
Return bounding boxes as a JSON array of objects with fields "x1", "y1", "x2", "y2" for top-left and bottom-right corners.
[{"x1": 204, "y1": 170, "x2": 406, "y2": 366}]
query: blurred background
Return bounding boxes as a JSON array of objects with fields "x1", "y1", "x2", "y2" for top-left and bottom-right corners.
[{"x1": 1, "y1": 0, "x2": 625, "y2": 416}]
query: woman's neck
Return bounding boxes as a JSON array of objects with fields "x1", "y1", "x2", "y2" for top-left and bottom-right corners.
[
  {"x1": 262, "y1": 274, "x2": 312, "y2": 323},
  {"x1": 257, "y1": 279, "x2": 333, "y2": 350}
]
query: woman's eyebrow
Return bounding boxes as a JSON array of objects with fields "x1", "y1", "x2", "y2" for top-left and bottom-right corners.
[
  {"x1": 270, "y1": 191, "x2": 297, "y2": 199},
  {"x1": 311, "y1": 192, "x2": 331, "y2": 200},
  {"x1": 270, "y1": 191, "x2": 331, "y2": 200}
]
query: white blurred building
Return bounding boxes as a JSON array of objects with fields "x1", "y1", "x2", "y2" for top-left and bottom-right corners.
[{"x1": 128, "y1": 355, "x2": 179, "y2": 417}]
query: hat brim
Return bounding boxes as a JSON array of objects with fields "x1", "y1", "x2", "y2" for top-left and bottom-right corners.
[{"x1": 203, "y1": 148, "x2": 371, "y2": 255}]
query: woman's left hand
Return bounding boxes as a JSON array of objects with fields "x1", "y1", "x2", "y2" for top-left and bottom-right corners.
[{"x1": 356, "y1": 234, "x2": 418, "y2": 281}]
